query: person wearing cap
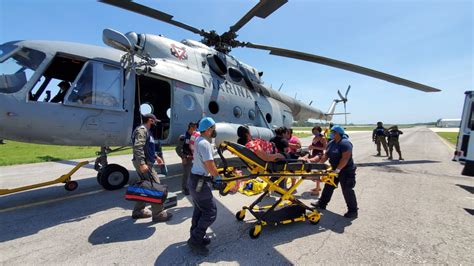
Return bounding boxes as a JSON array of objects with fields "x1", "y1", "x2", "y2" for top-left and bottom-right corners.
[
  {"x1": 372, "y1": 121, "x2": 389, "y2": 156},
  {"x1": 131, "y1": 113, "x2": 173, "y2": 222},
  {"x1": 179, "y1": 122, "x2": 198, "y2": 195},
  {"x1": 311, "y1": 125, "x2": 358, "y2": 219},
  {"x1": 387, "y1": 125, "x2": 404, "y2": 160},
  {"x1": 187, "y1": 117, "x2": 220, "y2": 255},
  {"x1": 50, "y1": 81, "x2": 70, "y2": 103}
]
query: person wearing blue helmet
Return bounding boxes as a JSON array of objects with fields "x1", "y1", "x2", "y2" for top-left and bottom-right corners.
[
  {"x1": 311, "y1": 125, "x2": 358, "y2": 219},
  {"x1": 187, "y1": 117, "x2": 221, "y2": 255}
]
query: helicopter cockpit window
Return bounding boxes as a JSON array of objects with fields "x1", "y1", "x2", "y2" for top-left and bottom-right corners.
[
  {"x1": 28, "y1": 55, "x2": 85, "y2": 103},
  {"x1": 67, "y1": 61, "x2": 123, "y2": 110},
  {"x1": 0, "y1": 47, "x2": 45, "y2": 94},
  {"x1": 0, "y1": 42, "x2": 18, "y2": 60}
]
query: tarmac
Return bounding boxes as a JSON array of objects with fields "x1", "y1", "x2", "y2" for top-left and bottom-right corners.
[{"x1": 0, "y1": 127, "x2": 472, "y2": 264}]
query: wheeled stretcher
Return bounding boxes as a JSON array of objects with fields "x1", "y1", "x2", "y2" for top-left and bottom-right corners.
[{"x1": 216, "y1": 141, "x2": 337, "y2": 239}]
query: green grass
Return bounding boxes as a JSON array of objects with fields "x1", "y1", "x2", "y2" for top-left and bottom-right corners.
[
  {"x1": 293, "y1": 125, "x2": 414, "y2": 132},
  {"x1": 0, "y1": 140, "x2": 174, "y2": 166},
  {"x1": 437, "y1": 132, "x2": 459, "y2": 145},
  {"x1": 293, "y1": 132, "x2": 312, "y2": 138}
]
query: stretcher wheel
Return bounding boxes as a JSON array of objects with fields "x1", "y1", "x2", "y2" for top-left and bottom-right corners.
[
  {"x1": 65, "y1": 181, "x2": 78, "y2": 191},
  {"x1": 235, "y1": 210, "x2": 245, "y2": 221},
  {"x1": 249, "y1": 224, "x2": 262, "y2": 239},
  {"x1": 307, "y1": 211, "x2": 321, "y2": 225},
  {"x1": 219, "y1": 187, "x2": 229, "y2": 196}
]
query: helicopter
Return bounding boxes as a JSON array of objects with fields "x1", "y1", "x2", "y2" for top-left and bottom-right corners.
[{"x1": 0, "y1": 0, "x2": 441, "y2": 191}]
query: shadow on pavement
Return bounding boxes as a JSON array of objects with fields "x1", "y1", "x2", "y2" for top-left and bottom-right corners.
[
  {"x1": 155, "y1": 196, "x2": 353, "y2": 264},
  {"x1": 464, "y1": 209, "x2": 474, "y2": 216},
  {"x1": 456, "y1": 184, "x2": 474, "y2": 194},
  {"x1": 357, "y1": 160, "x2": 440, "y2": 167},
  {"x1": 0, "y1": 169, "x2": 185, "y2": 243},
  {"x1": 88, "y1": 216, "x2": 156, "y2": 245}
]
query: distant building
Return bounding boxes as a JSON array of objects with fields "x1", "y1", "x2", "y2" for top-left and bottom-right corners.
[{"x1": 436, "y1": 118, "x2": 461, "y2": 128}]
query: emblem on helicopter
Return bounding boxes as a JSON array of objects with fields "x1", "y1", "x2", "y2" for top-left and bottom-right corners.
[{"x1": 170, "y1": 44, "x2": 188, "y2": 60}]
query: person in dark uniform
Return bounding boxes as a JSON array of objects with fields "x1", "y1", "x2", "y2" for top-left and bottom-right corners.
[
  {"x1": 311, "y1": 125, "x2": 358, "y2": 219},
  {"x1": 187, "y1": 117, "x2": 220, "y2": 256},
  {"x1": 131, "y1": 113, "x2": 173, "y2": 222},
  {"x1": 387, "y1": 125, "x2": 404, "y2": 160},
  {"x1": 50, "y1": 81, "x2": 70, "y2": 103},
  {"x1": 372, "y1": 121, "x2": 389, "y2": 156}
]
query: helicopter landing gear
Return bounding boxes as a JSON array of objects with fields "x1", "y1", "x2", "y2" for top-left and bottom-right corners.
[{"x1": 95, "y1": 146, "x2": 129, "y2": 190}]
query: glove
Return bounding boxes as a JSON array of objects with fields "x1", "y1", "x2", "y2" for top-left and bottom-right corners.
[
  {"x1": 213, "y1": 175, "x2": 223, "y2": 183},
  {"x1": 212, "y1": 175, "x2": 225, "y2": 191},
  {"x1": 334, "y1": 169, "x2": 341, "y2": 174}
]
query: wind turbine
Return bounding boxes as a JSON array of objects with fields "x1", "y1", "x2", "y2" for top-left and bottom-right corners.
[{"x1": 336, "y1": 85, "x2": 351, "y2": 125}]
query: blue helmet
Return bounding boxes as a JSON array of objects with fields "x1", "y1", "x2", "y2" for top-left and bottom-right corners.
[{"x1": 198, "y1": 117, "x2": 216, "y2": 131}]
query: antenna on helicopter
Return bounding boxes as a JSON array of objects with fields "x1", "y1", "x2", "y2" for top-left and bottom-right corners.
[
  {"x1": 309, "y1": 100, "x2": 313, "y2": 106},
  {"x1": 335, "y1": 85, "x2": 351, "y2": 125},
  {"x1": 294, "y1": 92, "x2": 297, "y2": 99},
  {"x1": 278, "y1": 83, "x2": 284, "y2": 91}
]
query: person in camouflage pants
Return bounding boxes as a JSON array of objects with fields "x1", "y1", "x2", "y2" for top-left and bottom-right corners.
[{"x1": 131, "y1": 113, "x2": 172, "y2": 222}]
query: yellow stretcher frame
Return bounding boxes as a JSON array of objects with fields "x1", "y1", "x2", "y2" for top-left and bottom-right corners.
[
  {"x1": 0, "y1": 161, "x2": 89, "y2": 196},
  {"x1": 216, "y1": 141, "x2": 337, "y2": 239}
]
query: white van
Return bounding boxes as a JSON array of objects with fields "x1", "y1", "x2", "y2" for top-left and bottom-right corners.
[{"x1": 455, "y1": 91, "x2": 474, "y2": 176}]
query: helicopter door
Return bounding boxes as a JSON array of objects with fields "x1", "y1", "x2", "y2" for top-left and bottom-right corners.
[
  {"x1": 60, "y1": 60, "x2": 129, "y2": 146},
  {"x1": 171, "y1": 81, "x2": 205, "y2": 138},
  {"x1": 134, "y1": 75, "x2": 172, "y2": 141}
]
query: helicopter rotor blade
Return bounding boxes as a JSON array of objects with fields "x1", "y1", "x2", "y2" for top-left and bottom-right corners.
[
  {"x1": 337, "y1": 90, "x2": 345, "y2": 101},
  {"x1": 243, "y1": 42, "x2": 441, "y2": 92},
  {"x1": 99, "y1": 0, "x2": 208, "y2": 37},
  {"x1": 228, "y1": 0, "x2": 288, "y2": 34}
]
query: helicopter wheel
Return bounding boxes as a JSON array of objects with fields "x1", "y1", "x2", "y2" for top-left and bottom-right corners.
[
  {"x1": 64, "y1": 181, "x2": 78, "y2": 191},
  {"x1": 98, "y1": 164, "x2": 129, "y2": 190}
]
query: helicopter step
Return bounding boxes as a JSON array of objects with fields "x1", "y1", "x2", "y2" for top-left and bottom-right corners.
[{"x1": 0, "y1": 161, "x2": 89, "y2": 196}]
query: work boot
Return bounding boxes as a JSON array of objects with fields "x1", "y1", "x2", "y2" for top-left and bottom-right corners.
[
  {"x1": 187, "y1": 238, "x2": 209, "y2": 256},
  {"x1": 343, "y1": 210, "x2": 358, "y2": 219},
  {"x1": 152, "y1": 211, "x2": 173, "y2": 223},
  {"x1": 310, "y1": 201, "x2": 326, "y2": 210},
  {"x1": 387, "y1": 156, "x2": 393, "y2": 160},
  {"x1": 132, "y1": 209, "x2": 152, "y2": 219},
  {"x1": 376, "y1": 152, "x2": 381, "y2": 156},
  {"x1": 182, "y1": 188, "x2": 190, "y2": 196},
  {"x1": 399, "y1": 157, "x2": 404, "y2": 160},
  {"x1": 202, "y1": 236, "x2": 211, "y2": 246}
]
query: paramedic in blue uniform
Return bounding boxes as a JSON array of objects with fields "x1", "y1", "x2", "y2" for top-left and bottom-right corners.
[
  {"x1": 311, "y1": 125, "x2": 358, "y2": 219},
  {"x1": 131, "y1": 113, "x2": 173, "y2": 222},
  {"x1": 187, "y1": 117, "x2": 220, "y2": 255}
]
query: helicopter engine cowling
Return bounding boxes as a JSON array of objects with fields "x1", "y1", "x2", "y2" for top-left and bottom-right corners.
[{"x1": 214, "y1": 122, "x2": 274, "y2": 146}]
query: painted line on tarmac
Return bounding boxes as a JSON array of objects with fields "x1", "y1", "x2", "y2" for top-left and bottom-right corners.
[
  {"x1": 0, "y1": 189, "x2": 104, "y2": 214},
  {"x1": 0, "y1": 173, "x2": 182, "y2": 214}
]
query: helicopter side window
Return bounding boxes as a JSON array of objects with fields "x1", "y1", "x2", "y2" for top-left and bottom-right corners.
[
  {"x1": 0, "y1": 47, "x2": 45, "y2": 94},
  {"x1": 67, "y1": 61, "x2": 123, "y2": 110}
]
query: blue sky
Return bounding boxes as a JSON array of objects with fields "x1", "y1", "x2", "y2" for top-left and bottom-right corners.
[{"x1": 0, "y1": 0, "x2": 472, "y2": 124}]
